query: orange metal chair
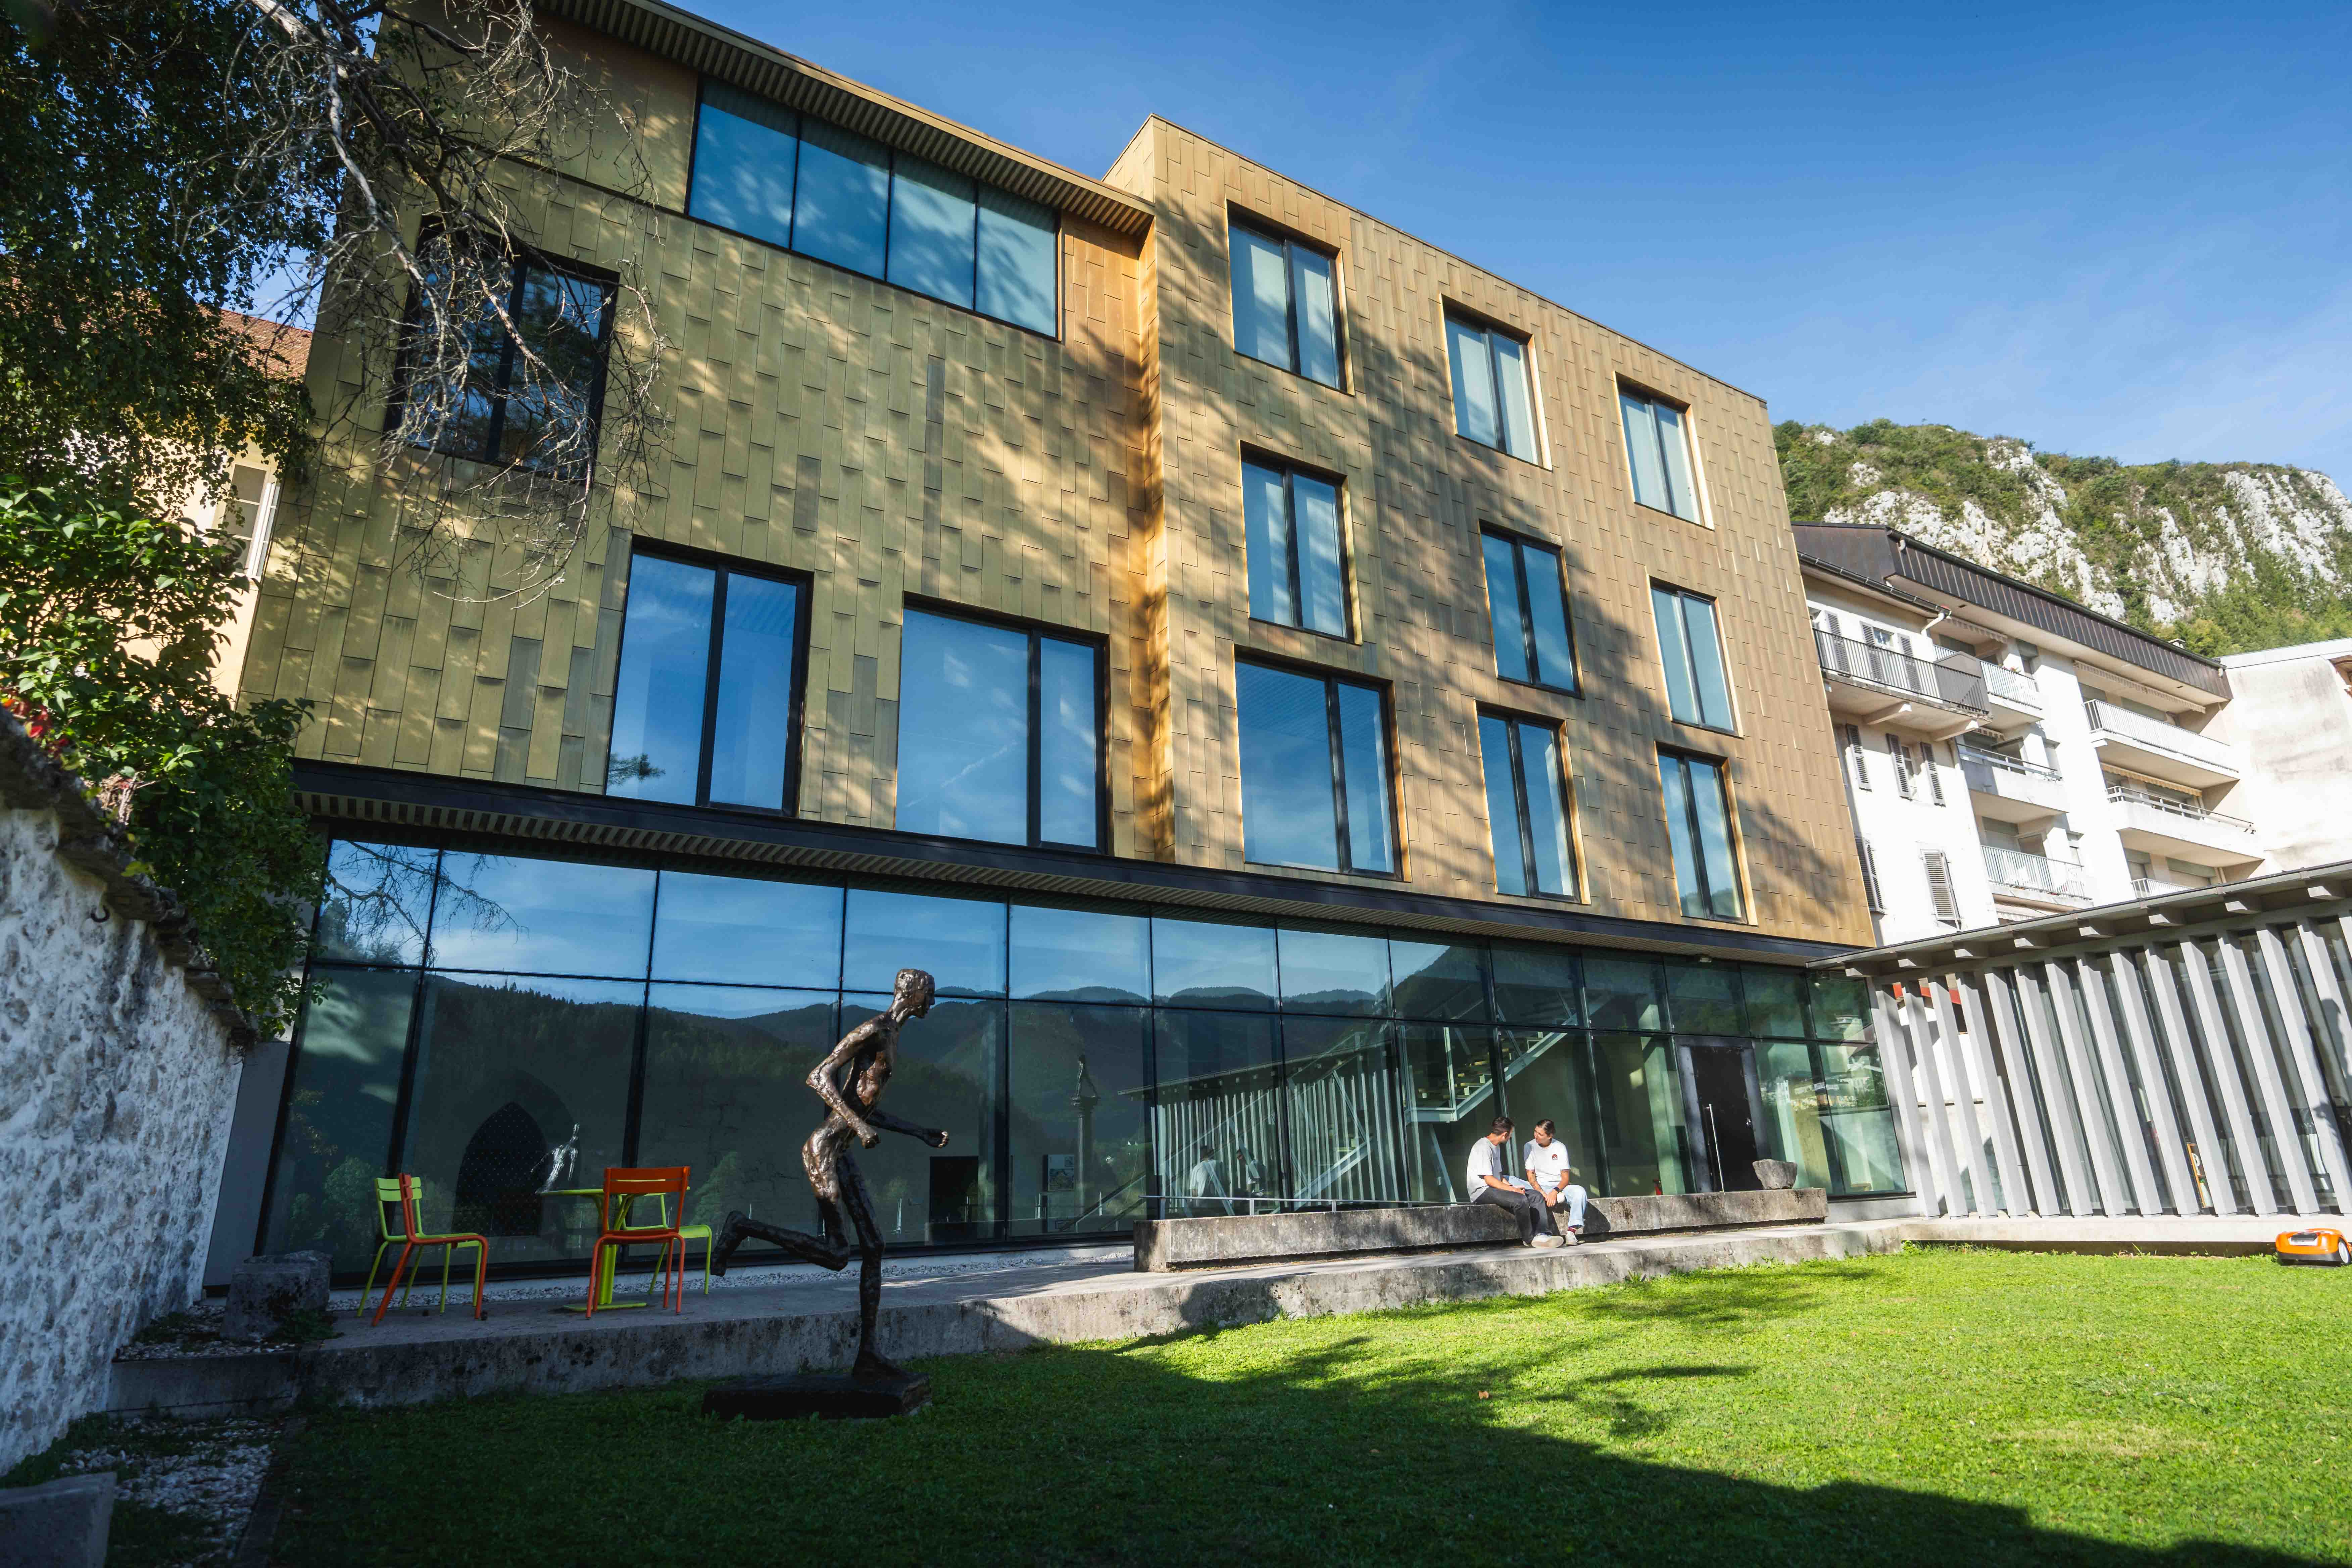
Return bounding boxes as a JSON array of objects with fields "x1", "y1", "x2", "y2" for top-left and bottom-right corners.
[
  {"x1": 370, "y1": 1174, "x2": 489, "y2": 1326},
  {"x1": 585, "y1": 1167, "x2": 690, "y2": 1318}
]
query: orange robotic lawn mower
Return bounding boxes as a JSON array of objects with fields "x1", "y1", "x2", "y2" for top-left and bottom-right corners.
[{"x1": 2274, "y1": 1227, "x2": 2350, "y2": 1266}]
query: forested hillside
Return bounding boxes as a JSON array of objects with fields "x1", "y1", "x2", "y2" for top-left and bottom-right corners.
[{"x1": 1775, "y1": 420, "x2": 2352, "y2": 657}]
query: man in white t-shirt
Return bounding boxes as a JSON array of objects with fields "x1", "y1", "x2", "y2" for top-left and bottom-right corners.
[
  {"x1": 1464, "y1": 1116, "x2": 1564, "y2": 1247},
  {"x1": 1522, "y1": 1118, "x2": 1588, "y2": 1236}
]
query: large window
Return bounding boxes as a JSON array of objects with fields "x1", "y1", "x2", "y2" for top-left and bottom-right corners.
[
  {"x1": 1229, "y1": 219, "x2": 1341, "y2": 388},
  {"x1": 1480, "y1": 530, "x2": 1575, "y2": 690},
  {"x1": 607, "y1": 550, "x2": 807, "y2": 811},
  {"x1": 1235, "y1": 661, "x2": 1395, "y2": 876},
  {"x1": 393, "y1": 248, "x2": 617, "y2": 476},
  {"x1": 896, "y1": 608, "x2": 1102, "y2": 850},
  {"x1": 1619, "y1": 387, "x2": 1700, "y2": 520},
  {"x1": 1658, "y1": 750, "x2": 1743, "y2": 921},
  {"x1": 261, "y1": 840, "x2": 1913, "y2": 1274},
  {"x1": 1478, "y1": 713, "x2": 1577, "y2": 899},
  {"x1": 688, "y1": 81, "x2": 1058, "y2": 335},
  {"x1": 1444, "y1": 312, "x2": 1539, "y2": 460},
  {"x1": 1243, "y1": 458, "x2": 1348, "y2": 637},
  {"x1": 1652, "y1": 584, "x2": 1734, "y2": 731}
]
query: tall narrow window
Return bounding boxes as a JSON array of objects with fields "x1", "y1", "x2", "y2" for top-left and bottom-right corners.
[
  {"x1": 607, "y1": 552, "x2": 807, "y2": 811},
  {"x1": 393, "y1": 248, "x2": 617, "y2": 477},
  {"x1": 1889, "y1": 736, "x2": 1915, "y2": 799},
  {"x1": 1923, "y1": 742, "x2": 1947, "y2": 805},
  {"x1": 218, "y1": 463, "x2": 275, "y2": 577},
  {"x1": 1480, "y1": 530, "x2": 1576, "y2": 691},
  {"x1": 1228, "y1": 220, "x2": 1341, "y2": 388},
  {"x1": 1857, "y1": 837, "x2": 1885, "y2": 914},
  {"x1": 1651, "y1": 585, "x2": 1734, "y2": 731},
  {"x1": 1839, "y1": 723, "x2": 1871, "y2": 791},
  {"x1": 1478, "y1": 714, "x2": 1577, "y2": 898},
  {"x1": 1242, "y1": 458, "x2": 1348, "y2": 637},
  {"x1": 896, "y1": 609, "x2": 1102, "y2": 850},
  {"x1": 1235, "y1": 662, "x2": 1394, "y2": 875},
  {"x1": 1658, "y1": 750, "x2": 1743, "y2": 921},
  {"x1": 1619, "y1": 388, "x2": 1699, "y2": 520},
  {"x1": 1922, "y1": 850, "x2": 1962, "y2": 926},
  {"x1": 1444, "y1": 313, "x2": 1539, "y2": 460}
]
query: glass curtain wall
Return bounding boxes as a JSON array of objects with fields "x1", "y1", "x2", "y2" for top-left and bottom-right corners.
[{"x1": 262, "y1": 840, "x2": 1903, "y2": 1276}]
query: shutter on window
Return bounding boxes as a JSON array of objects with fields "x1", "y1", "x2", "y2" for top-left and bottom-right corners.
[
  {"x1": 1924, "y1": 742, "x2": 1946, "y2": 804},
  {"x1": 1888, "y1": 736, "x2": 1913, "y2": 797},
  {"x1": 1923, "y1": 850, "x2": 1960, "y2": 926},
  {"x1": 1857, "y1": 837, "x2": 1884, "y2": 913},
  {"x1": 1841, "y1": 724, "x2": 1870, "y2": 790}
]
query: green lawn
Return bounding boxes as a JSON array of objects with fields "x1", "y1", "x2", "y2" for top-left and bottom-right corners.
[{"x1": 273, "y1": 1249, "x2": 2351, "y2": 1566}]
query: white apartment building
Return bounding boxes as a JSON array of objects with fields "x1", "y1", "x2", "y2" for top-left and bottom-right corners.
[
  {"x1": 2215, "y1": 638, "x2": 2352, "y2": 874},
  {"x1": 1795, "y1": 525, "x2": 2265, "y2": 945}
]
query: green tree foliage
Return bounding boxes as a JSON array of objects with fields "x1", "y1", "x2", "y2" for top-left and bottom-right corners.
[
  {"x1": 0, "y1": 0, "x2": 323, "y2": 507},
  {"x1": 1775, "y1": 419, "x2": 2352, "y2": 655},
  {"x1": 0, "y1": 480, "x2": 322, "y2": 1032}
]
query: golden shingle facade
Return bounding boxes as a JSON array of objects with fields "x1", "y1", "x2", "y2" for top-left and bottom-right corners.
[{"x1": 241, "y1": 10, "x2": 1870, "y2": 956}]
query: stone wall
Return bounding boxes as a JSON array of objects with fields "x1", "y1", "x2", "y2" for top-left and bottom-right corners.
[{"x1": 0, "y1": 722, "x2": 251, "y2": 1470}]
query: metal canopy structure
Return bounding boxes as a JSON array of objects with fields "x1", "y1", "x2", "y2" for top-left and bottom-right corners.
[{"x1": 1820, "y1": 861, "x2": 2352, "y2": 1220}]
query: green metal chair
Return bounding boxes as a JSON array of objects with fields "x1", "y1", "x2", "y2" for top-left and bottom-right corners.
[
  {"x1": 362, "y1": 1175, "x2": 489, "y2": 1322},
  {"x1": 621, "y1": 1191, "x2": 714, "y2": 1297}
]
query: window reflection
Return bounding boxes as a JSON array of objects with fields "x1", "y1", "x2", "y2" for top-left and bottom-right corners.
[
  {"x1": 638, "y1": 986, "x2": 836, "y2": 1242},
  {"x1": 1152, "y1": 1010, "x2": 1282, "y2": 1213},
  {"x1": 1583, "y1": 958, "x2": 1660, "y2": 1032},
  {"x1": 843, "y1": 889, "x2": 1007, "y2": 997},
  {"x1": 1281, "y1": 1017, "x2": 1405, "y2": 1203},
  {"x1": 1390, "y1": 940, "x2": 1491, "y2": 1022},
  {"x1": 1008, "y1": 1002, "x2": 1150, "y2": 1236},
  {"x1": 1278, "y1": 928, "x2": 1390, "y2": 1017},
  {"x1": 840, "y1": 993, "x2": 1001, "y2": 1244},
  {"x1": 897, "y1": 610, "x2": 1028, "y2": 844},
  {"x1": 426, "y1": 855, "x2": 654, "y2": 977},
  {"x1": 261, "y1": 969, "x2": 414, "y2": 1270},
  {"x1": 314, "y1": 842, "x2": 436, "y2": 965},
  {"x1": 399, "y1": 974, "x2": 644, "y2": 1267},
  {"x1": 1397, "y1": 1023, "x2": 1498, "y2": 1203},
  {"x1": 1494, "y1": 1028, "x2": 1603, "y2": 1197},
  {"x1": 1665, "y1": 963, "x2": 1743, "y2": 1035},
  {"x1": 1010, "y1": 905, "x2": 1149, "y2": 1004},
  {"x1": 651, "y1": 872, "x2": 841, "y2": 988},
  {"x1": 1493, "y1": 945, "x2": 1580, "y2": 1028},
  {"x1": 1151, "y1": 917, "x2": 1276, "y2": 1011}
]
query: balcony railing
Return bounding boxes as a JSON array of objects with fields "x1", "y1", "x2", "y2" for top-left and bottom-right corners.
[
  {"x1": 1814, "y1": 630, "x2": 1987, "y2": 714},
  {"x1": 2105, "y1": 783, "x2": 2253, "y2": 834},
  {"x1": 1958, "y1": 744, "x2": 2062, "y2": 782},
  {"x1": 2084, "y1": 700, "x2": 2239, "y2": 774},
  {"x1": 1983, "y1": 844, "x2": 2089, "y2": 901},
  {"x1": 1980, "y1": 661, "x2": 2043, "y2": 710}
]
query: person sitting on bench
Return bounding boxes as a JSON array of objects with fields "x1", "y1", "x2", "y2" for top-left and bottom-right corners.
[
  {"x1": 1523, "y1": 1118, "x2": 1588, "y2": 1236},
  {"x1": 1466, "y1": 1116, "x2": 1563, "y2": 1248}
]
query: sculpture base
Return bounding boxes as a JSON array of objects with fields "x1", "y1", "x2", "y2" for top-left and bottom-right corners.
[{"x1": 702, "y1": 1370, "x2": 932, "y2": 1421}]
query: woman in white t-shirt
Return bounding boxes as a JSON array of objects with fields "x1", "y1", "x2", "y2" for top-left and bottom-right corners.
[{"x1": 1522, "y1": 1118, "x2": 1588, "y2": 1234}]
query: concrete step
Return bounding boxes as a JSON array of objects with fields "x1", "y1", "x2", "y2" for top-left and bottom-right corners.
[{"x1": 109, "y1": 1220, "x2": 1901, "y2": 1420}]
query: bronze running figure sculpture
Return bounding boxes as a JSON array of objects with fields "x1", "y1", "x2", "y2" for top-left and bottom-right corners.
[{"x1": 710, "y1": 966, "x2": 946, "y2": 1380}]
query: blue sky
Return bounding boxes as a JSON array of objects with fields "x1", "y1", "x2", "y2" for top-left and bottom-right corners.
[{"x1": 692, "y1": 0, "x2": 2352, "y2": 482}]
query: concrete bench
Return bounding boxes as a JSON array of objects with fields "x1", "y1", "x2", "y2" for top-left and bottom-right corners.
[{"x1": 1133, "y1": 1186, "x2": 1827, "y2": 1271}]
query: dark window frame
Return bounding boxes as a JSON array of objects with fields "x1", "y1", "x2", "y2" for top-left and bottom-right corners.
[
  {"x1": 1650, "y1": 580, "x2": 1739, "y2": 734},
  {"x1": 607, "y1": 540, "x2": 815, "y2": 817},
  {"x1": 1241, "y1": 448, "x2": 1355, "y2": 641},
  {"x1": 1234, "y1": 654, "x2": 1402, "y2": 880},
  {"x1": 1478, "y1": 706, "x2": 1581, "y2": 902},
  {"x1": 899, "y1": 597, "x2": 1113, "y2": 854},
  {"x1": 1479, "y1": 524, "x2": 1580, "y2": 694},
  {"x1": 1658, "y1": 746, "x2": 1747, "y2": 924},
  {"x1": 1442, "y1": 304, "x2": 1543, "y2": 464},
  {"x1": 683, "y1": 77, "x2": 1063, "y2": 341},
  {"x1": 386, "y1": 240, "x2": 620, "y2": 478},
  {"x1": 1226, "y1": 208, "x2": 1348, "y2": 391}
]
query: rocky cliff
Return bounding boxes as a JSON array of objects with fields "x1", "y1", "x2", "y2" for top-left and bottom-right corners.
[{"x1": 1775, "y1": 420, "x2": 2352, "y2": 656}]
